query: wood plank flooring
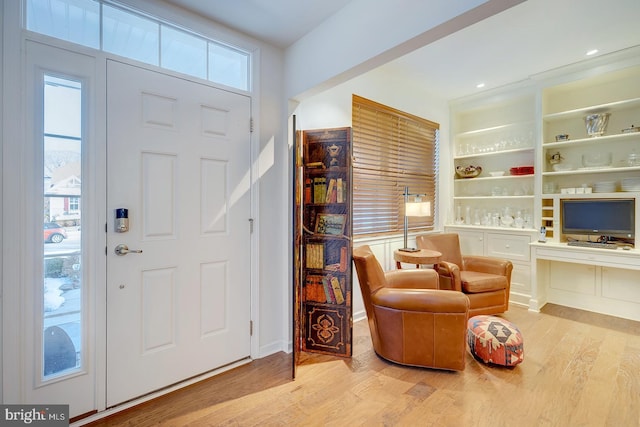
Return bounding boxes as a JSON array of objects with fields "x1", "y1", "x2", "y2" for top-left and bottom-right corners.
[{"x1": 83, "y1": 304, "x2": 640, "y2": 426}]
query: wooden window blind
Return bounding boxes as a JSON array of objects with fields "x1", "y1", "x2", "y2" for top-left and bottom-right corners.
[{"x1": 352, "y1": 94, "x2": 438, "y2": 237}]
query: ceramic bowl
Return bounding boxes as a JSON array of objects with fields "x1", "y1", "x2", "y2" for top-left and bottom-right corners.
[{"x1": 456, "y1": 165, "x2": 482, "y2": 178}]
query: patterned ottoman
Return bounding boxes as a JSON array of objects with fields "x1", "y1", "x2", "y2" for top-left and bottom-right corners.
[{"x1": 467, "y1": 315, "x2": 524, "y2": 367}]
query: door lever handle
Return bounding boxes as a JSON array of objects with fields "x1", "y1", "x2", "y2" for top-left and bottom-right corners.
[{"x1": 114, "y1": 244, "x2": 143, "y2": 256}]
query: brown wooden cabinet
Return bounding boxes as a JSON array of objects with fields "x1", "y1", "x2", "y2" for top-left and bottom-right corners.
[{"x1": 294, "y1": 127, "x2": 352, "y2": 361}]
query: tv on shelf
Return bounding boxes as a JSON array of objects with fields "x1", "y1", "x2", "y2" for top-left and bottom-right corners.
[{"x1": 561, "y1": 198, "x2": 635, "y2": 240}]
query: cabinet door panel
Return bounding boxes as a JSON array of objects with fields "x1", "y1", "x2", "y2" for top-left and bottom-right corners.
[
  {"x1": 602, "y1": 267, "x2": 640, "y2": 304},
  {"x1": 487, "y1": 233, "x2": 531, "y2": 262},
  {"x1": 510, "y1": 262, "x2": 531, "y2": 292},
  {"x1": 549, "y1": 262, "x2": 595, "y2": 295},
  {"x1": 456, "y1": 230, "x2": 484, "y2": 255}
]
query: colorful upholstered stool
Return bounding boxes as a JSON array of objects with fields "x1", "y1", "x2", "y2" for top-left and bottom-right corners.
[{"x1": 467, "y1": 315, "x2": 524, "y2": 367}]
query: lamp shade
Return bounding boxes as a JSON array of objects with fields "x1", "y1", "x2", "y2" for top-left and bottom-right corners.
[{"x1": 405, "y1": 201, "x2": 431, "y2": 217}]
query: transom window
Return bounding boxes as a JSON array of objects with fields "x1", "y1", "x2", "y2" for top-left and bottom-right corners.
[{"x1": 25, "y1": 0, "x2": 250, "y2": 91}]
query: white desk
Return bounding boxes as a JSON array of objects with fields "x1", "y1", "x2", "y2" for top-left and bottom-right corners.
[{"x1": 530, "y1": 242, "x2": 640, "y2": 322}]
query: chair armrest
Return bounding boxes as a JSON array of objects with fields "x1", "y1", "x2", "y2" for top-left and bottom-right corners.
[
  {"x1": 384, "y1": 269, "x2": 438, "y2": 289},
  {"x1": 463, "y1": 255, "x2": 513, "y2": 277},
  {"x1": 436, "y1": 261, "x2": 462, "y2": 291},
  {"x1": 372, "y1": 288, "x2": 469, "y2": 313}
]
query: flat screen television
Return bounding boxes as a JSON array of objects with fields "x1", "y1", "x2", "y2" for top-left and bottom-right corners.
[{"x1": 561, "y1": 198, "x2": 635, "y2": 239}]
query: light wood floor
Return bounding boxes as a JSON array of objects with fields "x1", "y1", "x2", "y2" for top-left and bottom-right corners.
[{"x1": 85, "y1": 304, "x2": 640, "y2": 426}]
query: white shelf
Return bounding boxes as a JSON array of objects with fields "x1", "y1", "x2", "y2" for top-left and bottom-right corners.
[
  {"x1": 454, "y1": 147, "x2": 533, "y2": 160},
  {"x1": 454, "y1": 174, "x2": 534, "y2": 182},
  {"x1": 453, "y1": 195, "x2": 534, "y2": 200},
  {"x1": 543, "y1": 97, "x2": 640, "y2": 121},
  {"x1": 455, "y1": 120, "x2": 535, "y2": 138},
  {"x1": 542, "y1": 131, "x2": 640, "y2": 149},
  {"x1": 446, "y1": 224, "x2": 537, "y2": 233},
  {"x1": 543, "y1": 192, "x2": 639, "y2": 199},
  {"x1": 542, "y1": 165, "x2": 640, "y2": 176}
]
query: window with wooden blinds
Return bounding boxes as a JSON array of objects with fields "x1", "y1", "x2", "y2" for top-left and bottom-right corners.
[{"x1": 352, "y1": 94, "x2": 438, "y2": 237}]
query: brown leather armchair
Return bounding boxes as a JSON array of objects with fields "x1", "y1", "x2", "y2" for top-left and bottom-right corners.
[
  {"x1": 416, "y1": 233, "x2": 513, "y2": 316},
  {"x1": 352, "y1": 245, "x2": 469, "y2": 371}
]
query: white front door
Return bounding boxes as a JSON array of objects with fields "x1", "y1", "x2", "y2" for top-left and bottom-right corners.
[{"x1": 106, "y1": 60, "x2": 252, "y2": 406}]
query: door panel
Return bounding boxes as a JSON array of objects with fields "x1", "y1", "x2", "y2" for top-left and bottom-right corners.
[{"x1": 106, "y1": 60, "x2": 251, "y2": 406}]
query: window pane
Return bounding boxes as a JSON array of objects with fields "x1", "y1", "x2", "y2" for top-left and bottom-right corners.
[
  {"x1": 26, "y1": 0, "x2": 100, "y2": 49},
  {"x1": 103, "y1": 4, "x2": 159, "y2": 66},
  {"x1": 161, "y1": 26, "x2": 207, "y2": 79},
  {"x1": 352, "y1": 95, "x2": 438, "y2": 236},
  {"x1": 27, "y1": 1, "x2": 250, "y2": 91},
  {"x1": 43, "y1": 75, "x2": 83, "y2": 378},
  {"x1": 209, "y1": 42, "x2": 249, "y2": 91}
]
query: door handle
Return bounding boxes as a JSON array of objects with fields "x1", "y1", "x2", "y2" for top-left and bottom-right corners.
[{"x1": 114, "y1": 244, "x2": 143, "y2": 256}]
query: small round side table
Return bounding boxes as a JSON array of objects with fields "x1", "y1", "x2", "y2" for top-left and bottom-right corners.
[{"x1": 393, "y1": 249, "x2": 442, "y2": 269}]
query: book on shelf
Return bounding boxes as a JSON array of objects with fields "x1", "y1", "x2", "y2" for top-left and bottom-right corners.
[
  {"x1": 321, "y1": 276, "x2": 336, "y2": 303},
  {"x1": 337, "y1": 178, "x2": 343, "y2": 203},
  {"x1": 313, "y1": 177, "x2": 327, "y2": 204},
  {"x1": 304, "y1": 178, "x2": 312, "y2": 204},
  {"x1": 339, "y1": 246, "x2": 347, "y2": 272},
  {"x1": 326, "y1": 245, "x2": 348, "y2": 272},
  {"x1": 305, "y1": 275, "x2": 326, "y2": 303},
  {"x1": 330, "y1": 276, "x2": 345, "y2": 304},
  {"x1": 325, "y1": 178, "x2": 338, "y2": 203},
  {"x1": 306, "y1": 243, "x2": 324, "y2": 269}
]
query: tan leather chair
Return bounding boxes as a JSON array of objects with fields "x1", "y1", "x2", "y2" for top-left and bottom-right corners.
[
  {"x1": 416, "y1": 233, "x2": 513, "y2": 316},
  {"x1": 352, "y1": 245, "x2": 469, "y2": 371}
]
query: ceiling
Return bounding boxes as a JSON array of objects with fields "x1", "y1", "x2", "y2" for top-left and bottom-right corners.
[
  {"x1": 165, "y1": 0, "x2": 640, "y2": 100},
  {"x1": 164, "y1": 0, "x2": 353, "y2": 48}
]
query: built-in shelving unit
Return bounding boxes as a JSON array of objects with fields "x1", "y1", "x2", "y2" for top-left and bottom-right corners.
[
  {"x1": 450, "y1": 88, "x2": 537, "y2": 231},
  {"x1": 448, "y1": 88, "x2": 539, "y2": 308},
  {"x1": 528, "y1": 62, "x2": 640, "y2": 322},
  {"x1": 541, "y1": 66, "x2": 640, "y2": 196},
  {"x1": 450, "y1": 56, "x2": 640, "y2": 320}
]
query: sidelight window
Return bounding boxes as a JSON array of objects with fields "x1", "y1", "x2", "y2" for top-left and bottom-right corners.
[{"x1": 43, "y1": 74, "x2": 83, "y2": 378}]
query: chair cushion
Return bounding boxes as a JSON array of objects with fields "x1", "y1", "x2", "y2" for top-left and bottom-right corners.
[
  {"x1": 467, "y1": 315, "x2": 524, "y2": 366},
  {"x1": 460, "y1": 270, "x2": 507, "y2": 293}
]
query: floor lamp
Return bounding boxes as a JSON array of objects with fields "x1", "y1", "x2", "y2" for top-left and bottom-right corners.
[{"x1": 399, "y1": 186, "x2": 431, "y2": 252}]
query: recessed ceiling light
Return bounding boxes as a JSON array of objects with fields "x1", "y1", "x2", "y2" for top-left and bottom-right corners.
[
  {"x1": 476, "y1": 83, "x2": 485, "y2": 89},
  {"x1": 586, "y1": 49, "x2": 599, "y2": 56}
]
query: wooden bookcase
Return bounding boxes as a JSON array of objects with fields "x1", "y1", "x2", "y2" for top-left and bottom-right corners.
[{"x1": 295, "y1": 127, "x2": 352, "y2": 358}]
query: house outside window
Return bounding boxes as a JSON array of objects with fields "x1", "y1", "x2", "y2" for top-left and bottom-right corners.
[{"x1": 69, "y1": 197, "x2": 80, "y2": 212}]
